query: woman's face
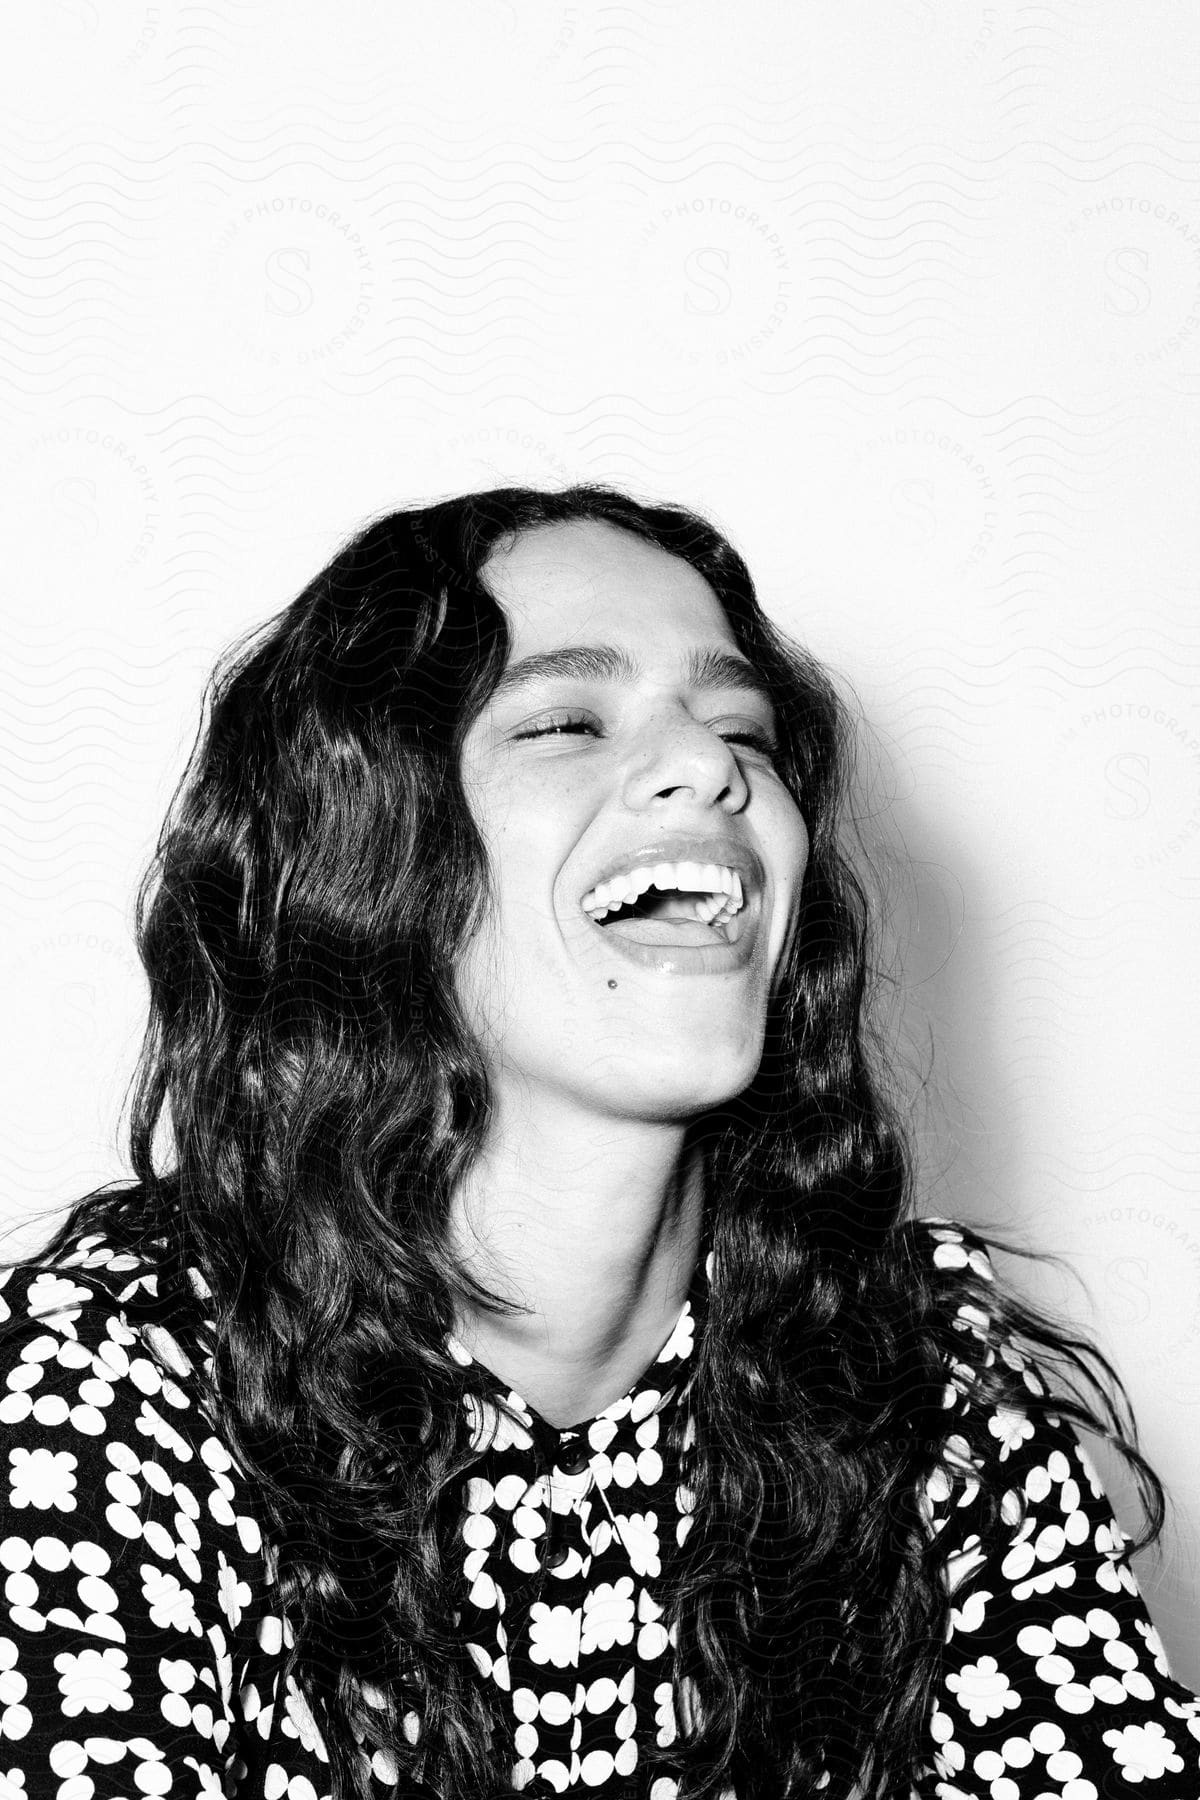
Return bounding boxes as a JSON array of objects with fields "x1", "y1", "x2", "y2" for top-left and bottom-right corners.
[{"x1": 455, "y1": 518, "x2": 810, "y2": 1123}]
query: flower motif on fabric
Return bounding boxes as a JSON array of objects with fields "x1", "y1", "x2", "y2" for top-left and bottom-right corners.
[
  {"x1": 527, "y1": 1601, "x2": 580, "y2": 1670},
  {"x1": 613, "y1": 1510, "x2": 662, "y2": 1581},
  {"x1": 988, "y1": 1403, "x2": 1035, "y2": 1460},
  {"x1": 142, "y1": 1562, "x2": 201, "y2": 1636},
  {"x1": 1103, "y1": 1718, "x2": 1186, "y2": 1782},
  {"x1": 7, "y1": 1447, "x2": 77, "y2": 1514},
  {"x1": 945, "y1": 1654, "x2": 1021, "y2": 1728},
  {"x1": 581, "y1": 1579, "x2": 636, "y2": 1655},
  {"x1": 55, "y1": 1645, "x2": 132, "y2": 1717}
]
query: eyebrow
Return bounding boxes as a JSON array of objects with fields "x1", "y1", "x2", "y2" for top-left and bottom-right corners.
[{"x1": 490, "y1": 643, "x2": 775, "y2": 708}]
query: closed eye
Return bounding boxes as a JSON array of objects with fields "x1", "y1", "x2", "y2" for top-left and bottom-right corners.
[
  {"x1": 514, "y1": 715, "x2": 780, "y2": 757},
  {"x1": 513, "y1": 717, "x2": 597, "y2": 741}
]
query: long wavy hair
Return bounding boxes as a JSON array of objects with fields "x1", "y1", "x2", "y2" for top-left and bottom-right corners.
[{"x1": 3, "y1": 484, "x2": 1169, "y2": 1800}]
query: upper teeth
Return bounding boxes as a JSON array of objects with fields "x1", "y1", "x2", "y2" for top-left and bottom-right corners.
[{"x1": 581, "y1": 860, "x2": 745, "y2": 922}]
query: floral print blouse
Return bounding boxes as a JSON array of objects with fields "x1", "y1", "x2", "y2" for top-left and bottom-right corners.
[{"x1": 0, "y1": 1216, "x2": 1196, "y2": 1798}]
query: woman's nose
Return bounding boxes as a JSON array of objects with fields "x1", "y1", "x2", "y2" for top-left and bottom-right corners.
[{"x1": 623, "y1": 711, "x2": 750, "y2": 808}]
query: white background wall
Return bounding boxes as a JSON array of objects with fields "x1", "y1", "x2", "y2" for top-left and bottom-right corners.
[{"x1": 1, "y1": 0, "x2": 1197, "y2": 1682}]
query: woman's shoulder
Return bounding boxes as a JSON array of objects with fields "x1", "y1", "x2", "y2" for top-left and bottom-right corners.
[
  {"x1": 0, "y1": 1229, "x2": 335, "y2": 1795},
  {"x1": 899, "y1": 1215, "x2": 1114, "y2": 1540},
  {"x1": 0, "y1": 1223, "x2": 280, "y2": 1621},
  {"x1": 901, "y1": 1211, "x2": 1035, "y2": 1356},
  {"x1": 0, "y1": 1227, "x2": 208, "y2": 1384},
  {"x1": 903, "y1": 1211, "x2": 1061, "y2": 1413},
  {"x1": 899, "y1": 1209, "x2": 1001, "y2": 1285},
  {"x1": 0, "y1": 1226, "x2": 232, "y2": 1504}
]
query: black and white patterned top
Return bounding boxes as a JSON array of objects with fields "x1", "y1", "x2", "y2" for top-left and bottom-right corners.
[{"x1": 0, "y1": 1215, "x2": 1196, "y2": 1798}]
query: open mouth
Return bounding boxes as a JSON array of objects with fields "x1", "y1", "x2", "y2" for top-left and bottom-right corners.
[{"x1": 584, "y1": 889, "x2": 747, "y2": 947}]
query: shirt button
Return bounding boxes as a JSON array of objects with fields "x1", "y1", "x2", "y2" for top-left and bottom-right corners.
[
  {"x1": 543, "y1": 1540, "x2": 570, "y2": 1570},
  {"x1": 558, "y1": 1444, "x2": 591, "y2": 1477}
]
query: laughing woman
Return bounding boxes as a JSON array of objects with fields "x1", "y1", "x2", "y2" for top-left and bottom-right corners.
[{"x1": 0, "y1": 485, "x2": 1196, "y2": 1800}]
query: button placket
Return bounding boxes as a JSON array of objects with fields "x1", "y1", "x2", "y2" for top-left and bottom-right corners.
[
  {"x1": 543, "y1": 1532, "x2": 570, "y2": 1571},
  {"x1": 536, "y1": 1428, "x2": 594, "y2": 1573},
  {"x1": 558, "y1": 1441, "x2": 591, "y2": 1478},
  {"x1": 540, "y1": 1486, "x2": 574, "y2": 1573}
]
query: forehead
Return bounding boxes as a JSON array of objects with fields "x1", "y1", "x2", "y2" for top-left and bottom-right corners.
[{"x1": 479, "y1": 518, "x2": 735, "y2": 653}]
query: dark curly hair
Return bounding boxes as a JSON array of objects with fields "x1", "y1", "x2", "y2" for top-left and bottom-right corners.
[{"x1": 2, "y1": 484, "x2": 1169, "y2": 1799}]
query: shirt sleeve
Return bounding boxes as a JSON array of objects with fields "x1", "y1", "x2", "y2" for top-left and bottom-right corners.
[
  {"x1": 0, "y1": 1268, "x2": 335, "y2": 1799},
  {"x1": 920, "y1": 1237, "x2": 1200, "y2": 1799}
]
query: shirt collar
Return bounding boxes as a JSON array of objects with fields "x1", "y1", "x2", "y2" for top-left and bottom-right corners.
[
  {"x1": 446, "y1": 1247, "x2": 713, "y2": 1467},
  {"x1": 67, "y1": 1229, "x2": 716, "y2": 1475}
]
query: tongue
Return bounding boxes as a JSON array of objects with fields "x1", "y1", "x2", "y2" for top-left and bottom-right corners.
[{"x1": 602, "y1": 918, "x2": 723, "y2": 945}]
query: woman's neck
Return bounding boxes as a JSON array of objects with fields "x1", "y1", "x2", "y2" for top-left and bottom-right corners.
[{"x1": 446, "y1": 1090, "x2": 705, "y2": 1428}]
